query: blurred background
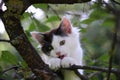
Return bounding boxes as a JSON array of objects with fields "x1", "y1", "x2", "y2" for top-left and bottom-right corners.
[{"x1": 0, "y1": 0, "x2": 120, "y2": 80}]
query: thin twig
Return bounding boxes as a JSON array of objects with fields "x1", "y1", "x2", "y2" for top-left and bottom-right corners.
[
  {"x1": 107, "y1": 22, "x2": 117, "y2": 80},
  {"x1": 65, "y1": 11, "x2": 81, "y2": 17},
  {"x1": 107, "y1": 55, "x2": 114, "y2": 80},
  {"x1": 103, "y1": 1, "x2": 117, "y2": 80},
  {"x1": 112, "y1": 0, "x2": 120, "y2": 5},
  {"x1": 0, "y1": 39, "x2": 10, "y2": 43},
  {"x1": 61, "y1": 65, "x2": 120, "y2": 74},
  {"x1": 103, "y1": 1, "x2": 115, "y2": 12},
  {"x1": 74, "y1": 70, "x2": 89, "y2": 80},
  {"x1": 104, "y1": 1, "x2": 119, "y2": 80},
  {"x1": 1, "y1": 65, "x2": 21, "y2": 74},
  {"x1": 88, "y1": 71, "x2": 101, "y2": 78},
  {"x1": 47, "y1": 4, "x2": 61, "y2": 20}
]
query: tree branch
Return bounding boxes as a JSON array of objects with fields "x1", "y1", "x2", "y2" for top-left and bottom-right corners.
[
  {"x1": 61, "y1": 65, "x2": 120, "y2": 74},
  {"x1": 112, "y1": 0, "x2": 120, "y2": 5},
  {"x1": 0, "y1": 0, "x2": 55, "y2": 80},
  {"x1": 74, "y1": 70, "x2": 89, "y2": 80},
  {"x1": 28, "y1": 0, "x2": 91, "y2": 5},
  {"x1": 104, "y1": 2, "x2": 120, "y2": 80},
  {"x1": 103, "y1": 2, "x2": 114, "y2": 12},
  {"x1": 1, "y1": 65, "x2": 20, "y2": 74},
  {"x1": 0, "y1": 39, "x2": 10, "y2": 43},
  {"x1": 88, "y1": 72, "x2": 101, "y2": 78}
]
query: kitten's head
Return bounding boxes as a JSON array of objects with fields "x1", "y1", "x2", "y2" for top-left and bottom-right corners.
[{"x1": 31, "y1": 17, "x2": 80, "y2": 59}]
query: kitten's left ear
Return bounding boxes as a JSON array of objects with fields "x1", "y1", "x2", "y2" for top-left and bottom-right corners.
[
  {"x1": 59, "y1": 17, "x2": 72, "y2": 34},
  {"x1": 30, "y1": 31, "x2": 44, "y2": 45}
]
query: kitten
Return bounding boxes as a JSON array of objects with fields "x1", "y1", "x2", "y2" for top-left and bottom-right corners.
[{"x1": 30, "y1": 17, "x2": 83, "y2": 80}]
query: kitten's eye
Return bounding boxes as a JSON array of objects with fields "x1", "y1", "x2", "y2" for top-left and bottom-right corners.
[{"x1": 60, "y1": 40, "x2": 65, "y2": 46}]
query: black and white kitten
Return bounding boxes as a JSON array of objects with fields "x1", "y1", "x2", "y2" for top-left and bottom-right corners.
[{"x1": 30, "y1": 17, "x2": 83, "y2": 80}]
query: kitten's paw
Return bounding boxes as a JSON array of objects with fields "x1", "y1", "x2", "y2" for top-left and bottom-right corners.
[
  {"x1": 49, "y1": 58, "x2": 61, "y2": 70},
  {"x1": 61, "y1": 57, "x2": 77, "y2": 68}
]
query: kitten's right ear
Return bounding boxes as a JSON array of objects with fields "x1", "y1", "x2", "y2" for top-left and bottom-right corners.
[
  {"x1": 59, "y1": 17, "x2": 72, "y2": 34},
  {"x1": 30, "y1": 31, "x2": 44, "y2": 45}
]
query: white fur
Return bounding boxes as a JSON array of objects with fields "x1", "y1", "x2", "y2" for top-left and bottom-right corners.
[
  {"x1": 41, "y1": 27, "x2": 83, "y2": 80},
  {"x1": 49, "y1": 58, "x2": 61, "y2": 70}
]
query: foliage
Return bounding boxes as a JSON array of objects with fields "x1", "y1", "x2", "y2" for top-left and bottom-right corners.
[{"x1": 0, "y1": 1, "x2": 120, "y2": 80}]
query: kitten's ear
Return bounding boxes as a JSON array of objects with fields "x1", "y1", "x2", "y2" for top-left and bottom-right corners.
[
  {"x1": 30, "y1": 31, "x2": 44, "y2": 45},
  {"x1": 59, "y1": 17, "x2": 72, "y2": 34}
]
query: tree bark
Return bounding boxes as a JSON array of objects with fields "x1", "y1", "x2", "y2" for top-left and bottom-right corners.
[
  {"x1": 0, "y1": 0, "x2": 55, "y2": 80},
  {"x1": 28, "y1": 0, "x2": 91, "y2": 4}
]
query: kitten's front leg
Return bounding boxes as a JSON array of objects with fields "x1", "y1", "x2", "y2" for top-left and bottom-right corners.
[
  {"x1": 49, "y1": 58, "x2": 61, "y2": 70},
  {"x1": 61, "y1": 57, "x2": 77, "y2": 68}
]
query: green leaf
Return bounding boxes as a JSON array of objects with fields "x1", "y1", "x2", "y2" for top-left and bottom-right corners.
[
  {"x1": 110, "y1": 73, "x2": 117, "y2": 80},
  {"x1": 33, "y1": 18, "x2": 50, "y2": 32},
  {"x1": 33, "y1": 4, "x2": 48, "y2": 11},
  {"x1": 90, "y1": 8, "x2": 108, "y2": 19},
  {"x1": 0, "y1": 66, "x2": 2, "y2": 72},
  {"x1": 29, "y1": 22, "x2": 36, "y2": 31},
  {"x1": 80, "y1": 18, "x2": 95, "y2": 24},
  {"x1": 21, "y1": 12, "x2": 30, "y2": 20},
  {"x1": 45, "y1": 16, "x2": 60, "y2": 23},
  {"x1": 19, "y1": 61, "x2": 28, "y2": 68},
  {"x1": 98, "y1": 53, "x2": 109, "y2": 63},
  {"x1": 102, "y1": 18, "x2": 115, "y2": 27},
  {"x1": 1, "y1": 51, "x2": 18, "y2": 64},
  {"x1": 80, "y1": 28, "x2": 87, "y2": 33},
  {"x1": 38, "y1": 23, "x2": 50, "y2": 32}
]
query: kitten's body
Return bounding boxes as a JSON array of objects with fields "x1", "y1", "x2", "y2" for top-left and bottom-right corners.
[{"x1": 31, "y1": 17, "x2": 83, "y2": 80}]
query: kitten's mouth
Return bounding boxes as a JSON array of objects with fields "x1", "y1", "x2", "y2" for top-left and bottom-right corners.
[{"x1": 58, "y1": 55, "x2": 66, "y2": 59}]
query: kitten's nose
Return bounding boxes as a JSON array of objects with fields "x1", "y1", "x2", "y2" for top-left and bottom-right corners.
[
  {"x1": 56, "y1": 52, "x2": 61, "y2": 56},
  {"x1": 56, "y1": 52, "x2": 66, "y2": 59}
]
